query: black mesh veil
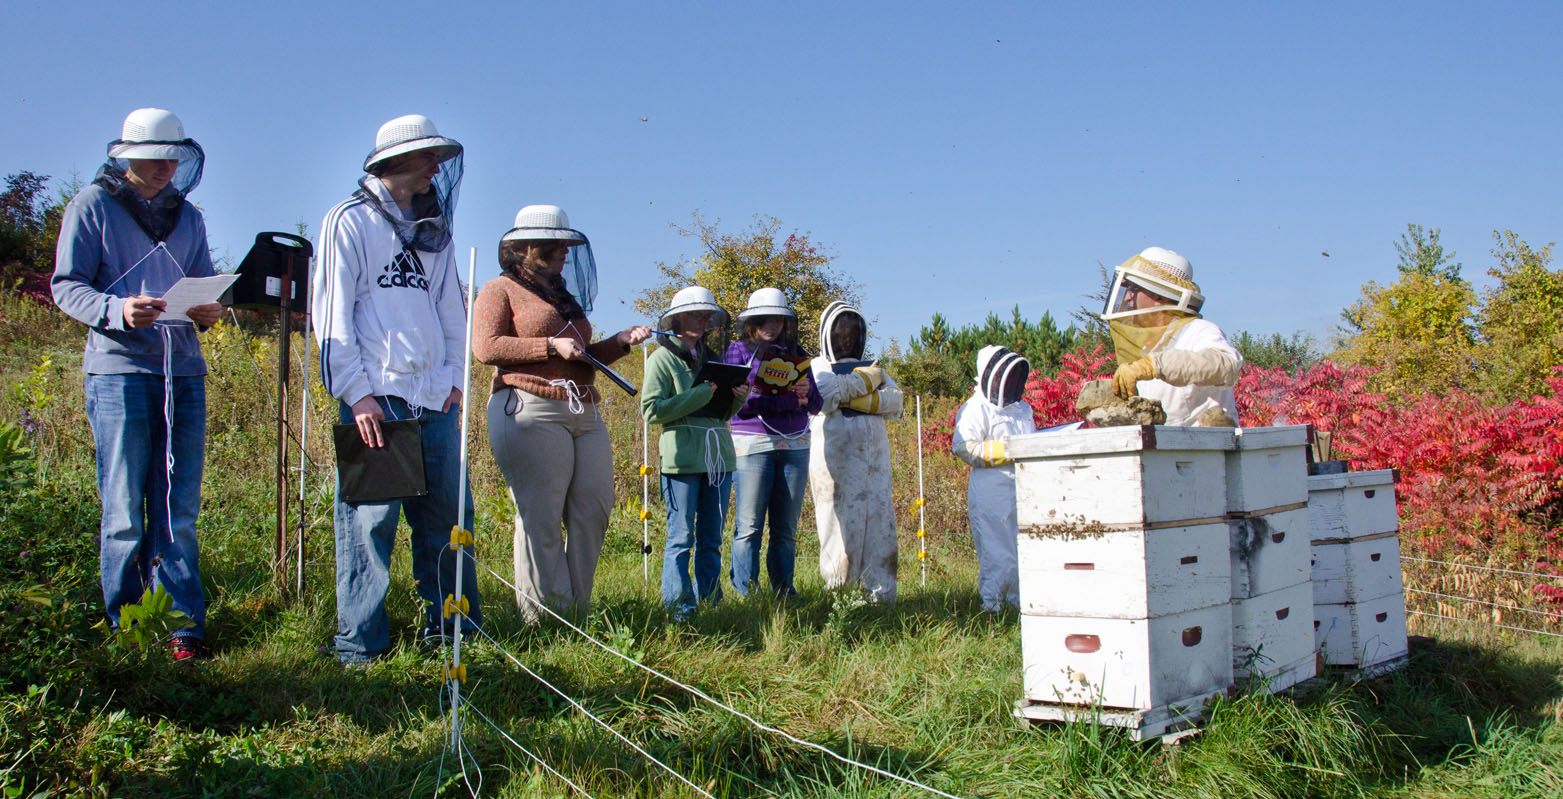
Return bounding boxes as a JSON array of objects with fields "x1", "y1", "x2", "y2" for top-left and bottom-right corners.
[
  {"x1": 979, "y1": 348, "x2": 1031, "y2": 407},
  {"x1": 824, "y1": 308, "x2": 866, "y2": 361},
  {"x1": 106, "y1": 139, "x2": 204, "y2": 197},
  {"x1": 498, "y1": 228, "x2": 598, "y2": 315},
  {"x1": 356, "y1": 150, "x2": 464, "y2": 252}
]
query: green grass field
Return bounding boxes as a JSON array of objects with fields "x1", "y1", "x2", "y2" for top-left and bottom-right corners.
[{"x1": 1, "y1": 292, "x2": 1560, "y2": 798}]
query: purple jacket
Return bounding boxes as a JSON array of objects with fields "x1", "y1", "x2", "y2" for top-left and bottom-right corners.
[{"x1": 723, "y1": 338, "x2": 822, "y2": 438}]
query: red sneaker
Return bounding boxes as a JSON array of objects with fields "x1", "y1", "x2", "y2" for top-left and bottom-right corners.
[{"x1": 170, "y1": 638, "x2": 210, "y2": 661}]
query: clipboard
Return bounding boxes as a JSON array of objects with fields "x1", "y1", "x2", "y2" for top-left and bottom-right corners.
[
  {"x1": 332, "y1": 419, "x2": 428, "y2": 503},
  {"x1": 582, "y1": 351, "x2": 637, "y2": 395},
  {"x1": 692, "y1": 360, "x2": 751, "y2": 417}
]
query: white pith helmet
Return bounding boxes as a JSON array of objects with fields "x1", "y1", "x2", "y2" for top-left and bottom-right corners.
[
  {"x1": 659, "y1": 286, "x2": 729, "y2": 331},
  {"x1": 500, "y1": 204, "x2": 588, "y2": 245},
  {"x1": 363, "y1": 114, "x2": 462, "y2": 172},
  {"x1": 1101, "y1": 245, "x2": 1205, "y2": 321},
  {"x1": 736, "y1": 287, "x2": 795, "y2": 320},
  {"x1": 107, "y1": 108, "x2": 198, "y2": 160}
]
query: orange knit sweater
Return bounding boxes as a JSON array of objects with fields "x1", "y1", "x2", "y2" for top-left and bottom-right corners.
[{"x1": 471, "y1": 276, "x2": 631, "y2": 403}]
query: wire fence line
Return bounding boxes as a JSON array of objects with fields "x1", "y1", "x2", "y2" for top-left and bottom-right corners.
[
  {"x1": 458, "y1": 695, "x2": 596, "y2": 799},
  {"x1": 1401, "y1": 556, "x2": 1563, "y2": 583},
  {"x1": 1406, "y1": 608, "x2": 1563, "y2": 639},
  {"x1": 455, "y1": 611, "x2": 717, "y2": 799},
  {"x1": 1404, "y1": 587, "x2": 1563, "y2": 621},
  {"x1": 461, "y1": 551, "x2": 970, "y2": 799},
  {"x1": 1401, "y1": 553, "x2": 1563, "y2": 639}
]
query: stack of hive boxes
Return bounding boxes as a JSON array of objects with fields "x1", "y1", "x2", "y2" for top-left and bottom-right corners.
[
  {"x1": 1307, "y1": 470, "x2": 1409, "y2": 674},
  {"x1": 1225, "y1": 426, "x2": 1316, "y2": 692},
  {"x1": 1010, "y1": 425, "x2": 1237, "y2": 739}
]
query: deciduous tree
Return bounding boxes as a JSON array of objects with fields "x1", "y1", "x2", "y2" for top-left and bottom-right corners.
[
  {"x1": 1474, "y1": 231, "x2": 1563, "y2": 400},
  {"x1": 1334, "y1": 224, "x2": 1477, "y2": 398},
  {"x1": 632, "y1": 214, "x2": 862, "y2": 349}
]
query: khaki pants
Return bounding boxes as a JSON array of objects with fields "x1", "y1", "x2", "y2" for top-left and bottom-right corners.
[{"x1": 487, "y1": 388, "x2": 614, "y2": 622}]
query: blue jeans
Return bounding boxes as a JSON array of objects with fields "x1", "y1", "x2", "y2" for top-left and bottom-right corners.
[
  {"x1": 85, "y1": 373, "x2": 207, "y2": 640},
  {"x1": 730, "y1": 447, "x2": 809, "y2": 596},
  {"x1": 333, "y1": 396, "x2": 481, "y2": 663},
  {"x1": 660, "y1": 472, "x2": 731, "y2": 616}
]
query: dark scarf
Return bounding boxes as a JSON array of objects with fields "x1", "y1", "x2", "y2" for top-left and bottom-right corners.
[
  {"x1": 509, "y1": 268, "x2": 585, "y2": 321},
  {"x1": 93, "y1": 163, "x2": 185, "y2": 243}
]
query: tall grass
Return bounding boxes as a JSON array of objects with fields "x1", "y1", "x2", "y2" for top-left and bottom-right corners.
[{"x1": 0, "y1": 291, "x2": 1560, "y2": 798}]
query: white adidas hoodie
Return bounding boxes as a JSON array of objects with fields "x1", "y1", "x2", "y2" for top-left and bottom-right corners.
[{"x1": 312, "y1": 177, "x2": 466, "y2": 412}]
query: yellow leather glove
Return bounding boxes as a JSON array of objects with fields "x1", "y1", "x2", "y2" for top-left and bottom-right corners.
[
  {"x1": 852, "y1": 364, "x2": 885, "y2": 393},
  {"x1": 1112, "y1": 356, "x2": 1156, "y2": 398},
  {"x1": 981, "y1": 440, "x2": 1010, "y2": 467},
  {"x1": 844, "y1": 389, "x2": 882, "y2": 414}
]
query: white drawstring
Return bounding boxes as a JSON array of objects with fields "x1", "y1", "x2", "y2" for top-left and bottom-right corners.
[
  {"x1": 701, "y1": 426, "x2": 729, "y2": 489},
  {"x1": 133, "y1": 242, "x2": 191, "y2": 547},
  {"x1": 548, "y1": 378, "x2": 586, "y2": 415},
  {"x1": 102, "y1": 241, "x2": 174, "y2": 296}
]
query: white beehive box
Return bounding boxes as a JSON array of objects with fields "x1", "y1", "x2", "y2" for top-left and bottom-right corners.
[
  {"x1": 1226, "y1": 426, "x2": 1311, "y2": 514},
  {"x1": 1021, "y1": 603, "x2": 1233, "y2": 710},
  {"x1": 1229, "y1": 507, "x2": 1312, "y2": 599},
  {"x1": 1012, "y1": 425, "x2": 1235, "y2": 529},
  {"x1": 1018, "y1": 522, "x2": 1230, "y2": 618},
  {"x1": 1311, "y1": 531, "x2": 1404, "y2": 605},
  {"x1": 1307, "y1": 470, "x2": 1398, "y2": 541},
  {"x1": 1232, "y1": 581, "x2": 1316, "y2": 692},
  {"x1": 1314, "y1": 593, "x2": 1409, "y2": 668}
]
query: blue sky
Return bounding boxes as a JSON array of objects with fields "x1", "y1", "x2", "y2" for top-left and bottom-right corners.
[{"x1": 5, "y1": 1, "x2": 1560, "y2": 350}]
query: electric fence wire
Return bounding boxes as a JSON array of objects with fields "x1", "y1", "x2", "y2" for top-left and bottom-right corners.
[
  {"x1": 1405, "y1": 587, "x2": 1563, "y2": 621},
  {"x1": 1401, "y1": 556, "x2": 1563, "y2": 582},
  {"x1": 1406, "y1": 608, "x2": 1563, "y2": 638},
  {"x1": 462, "y1": 551, "x2": 971, "y2": 799},
  {"x1": 452, "y1": 610, "x2": 718, "y2": 799},
  {"x1": 458, "y1": 695, "x2": 598, "y2": 799},
  {"x1": 435, "y1": 674, "x2": 483, "y2": 799}
]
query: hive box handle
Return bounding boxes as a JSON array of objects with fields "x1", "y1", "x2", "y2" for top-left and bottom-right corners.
[
  {"x1": 1065, "y1": 634, "x2": 1101, "y2": 653},
  {"x1": 1182, "y1": 627, "x2": 1203, "y2": 647}
]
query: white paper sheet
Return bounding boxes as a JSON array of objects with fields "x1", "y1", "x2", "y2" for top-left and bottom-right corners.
[{"x1": 158, "y1": 274, "x2": 240, "y2": 322}]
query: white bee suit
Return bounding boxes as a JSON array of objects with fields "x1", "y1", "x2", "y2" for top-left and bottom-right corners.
[
  {"x1": 809, "y1": 362, "x2": 904, "y2": 601},
  {"x1": 951, "y1": 394, "x2": 1035, "y2": 611},
  {"x1": 807, "y1": 301, "x2": 903, "y2": 602},
  {"x1": 1138, "y1": 318, "x2": 1242, "y2": 426}
]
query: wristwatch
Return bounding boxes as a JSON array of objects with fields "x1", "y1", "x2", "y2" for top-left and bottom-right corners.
[{"x1": 545, "y1": 338, "x2": 558, "y2": 358}]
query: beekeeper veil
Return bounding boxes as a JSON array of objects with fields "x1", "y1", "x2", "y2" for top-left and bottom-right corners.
[
  {"x1": 1101, "y1": 246, "x2": 1203, "y2": 364},
  {"x1": 499, "y1": 204, "x2": 597, "y2": 318},
  {"x1": 818, "y1": 301, "x2": 867, "y2": 362},
  {"x1": 358, "y1": 114, "x2": 463, "y2": 252},
  {"x1": 976, "y1": 345, "x2": 1030, "y2": 408},
  {"x1": 97, "y1": 108, "x2": 204, "y2": 246}
]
